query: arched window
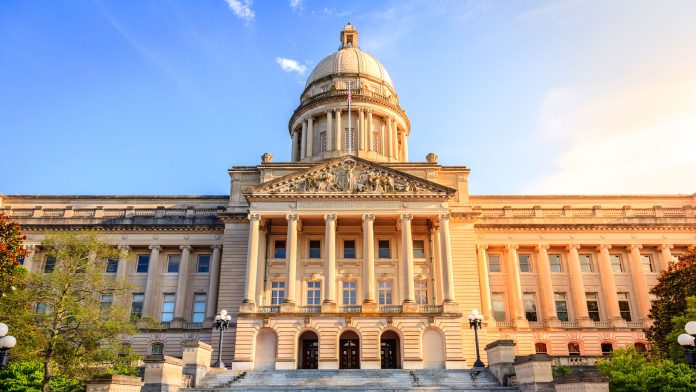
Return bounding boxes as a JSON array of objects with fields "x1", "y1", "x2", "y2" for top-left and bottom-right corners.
[
  {"x1": 634, "y1": 342, "x2": 647, "y2": 353},
  {"x1": 535, "y1": 342, "x2": 548, "y2": 355},
  {"x1": 568, "y1": 342, "x2": 581, "y2": 356},
  {"x1": 150, "y1": 342, "x2": 164, "y2": 355},
  {"x1": 601, "y1": 342, "x2": 613, "y2": 356}
]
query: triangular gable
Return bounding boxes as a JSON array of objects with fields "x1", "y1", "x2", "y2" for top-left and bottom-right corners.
[{"x1": 245, "y1": 156, "x2": 456, "y2": 199}]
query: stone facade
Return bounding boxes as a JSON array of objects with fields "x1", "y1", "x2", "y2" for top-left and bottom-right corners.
[{"x1": 2, "y1": 24, "x2": 695, "y2": 371}]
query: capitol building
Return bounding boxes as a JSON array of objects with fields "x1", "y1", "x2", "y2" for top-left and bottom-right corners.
[{"x1": 3, "y1": 24, "x2": 695, "y2": 371}]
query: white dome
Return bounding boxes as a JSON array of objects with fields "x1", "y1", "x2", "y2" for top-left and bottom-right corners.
[{"x1": 305, "y1": 47, "x2": 394, "y2": 89}]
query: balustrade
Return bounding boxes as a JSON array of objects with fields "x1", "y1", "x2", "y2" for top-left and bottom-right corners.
[
  {"x1": 257, "y1": 306, "x2": 280, "y2": 314},
  {"x1": 379, "y1": 305, "x2": 403, "y2": 313}
]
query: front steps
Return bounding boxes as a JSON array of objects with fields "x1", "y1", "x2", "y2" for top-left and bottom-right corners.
[{"x1": 186, "y1": 369, "x2": 519, "y2": 391}]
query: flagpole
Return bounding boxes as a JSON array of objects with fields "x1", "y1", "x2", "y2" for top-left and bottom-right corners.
[{"x1": 347, "y1": 81, "x2": 352, "y2": 154}]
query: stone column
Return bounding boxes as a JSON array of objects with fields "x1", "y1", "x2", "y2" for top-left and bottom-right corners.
[
  {"x1": 358, "y1": 110, "x2": 365, "y2": 151},
  {"x1": 174, "y1": 245, "x2": 192, "y2": 321},
  {"x1": 206, "y1": 245, "x2": 222, "y2": 319},
  {"x1": 334, "y1": 109, "x2": 342, "y2": 151},
  {"x1": 438, "y1": 214, "x2": 456, "y2": 303},
  {"x1": 367, "y1": 111, "x2": 374, "y2": 151},
  {"x1": 117, "y1": 245, "x2": 129, "y2": 280},
  {"x1": 142, "y1": 244, "x2": 160, "y2": 317},
  {"x1": 22, "y1": 245, "x2": 36, "y2": 273},
  {"x1": 300, "y1": 120, "x2": 307, "y2": 160},
  {"x1": 566, "y1": 245, "x2": 592, "y2": 327},
  {"x1": 506, "y1": 244, "x2": 528, "y2": 329},
  {"x1": 476, "y1": 245, "x2": 494, "y2": 324},
  {"x1": 285, "y1": 214, "x2": 299, "y2": 305},
  {"x1": 403, "y1": 130, "x2": 408, "y2": 161},
  {"x1": 386, "y1": 117, "x2": 393, "y2": 158},
  {"x1": 291, "y1": 131, "x2": 299, "y2": 161},
  {"x1": 323, "y1": 214, "x2": 337, "y2": 305},
  {"x1": 243, "y1": 214, "x2": 261, "y2": 304},
  {"x1": 306, "y1": 116, "x2": 313, "y2": 158},
  {"x1": 362, "y1": 214, "x2": 376, "y2": 304},
  {"x1": 534, "y1": 244, "x2": 559, "y2": 327},
  {"x1": 381, "y1": 124, "x2": 387, "y2": 156},
  {"x1": 628, "y1": 244, "x2": 650, "y2": 320},
  {"x1": 431, "y1": 224, "x2": 443, "y2": 304},
  {"x1": 658, "y1": 244, "x2": 674, "y2": 272},
  {"x1": 326, "y1": 111, "x2": 333, "y2": 151},
  {"x1": 596, "y1": 245, "x2": 624, "y2": 326},
  {"x1": 401, "y1": 214, "x2": 415, "y2": 304},
  {"x1": 255, "y1": 222, "x2": 267, "y2": 305},
  {"x1": 391, "y1": 119, "x2": 398, "y2": 159}
]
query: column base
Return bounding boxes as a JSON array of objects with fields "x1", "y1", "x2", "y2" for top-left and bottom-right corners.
[
  {"x1": 321, "y1": 302, "x2": 337, "y2": 313},
  {"x1": 402, "y1": 302, "x2": 419, "y2": 313},
  {"x1": 170, "y1": 318, "x2": 184, "y2": 329},
  {"x1": 280, "y1": 302, "x2": 296, "y2": 313},
  {"x1": 611, "y1": 318, "x2": 628, "y2": 329},
  {"x1": 578, "y1": 317, "x2": 595, "y2": 328},
  {"x1": 546, "y1": 318, "x2": 563, "y2": 330},
  {"x1": 362, "y1": 302, "x2": 378, "y2": 313},
  {"x1": 515, "y1": 318, "x2": 530, "y2": 330},
  {"x1": 239, "y1": 302, "x2": 256, "y2": 313},
  {"x1": 442, "y1": 302, "x2": 459, "y2": 313}
]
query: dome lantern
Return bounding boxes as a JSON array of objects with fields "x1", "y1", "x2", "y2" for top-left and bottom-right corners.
[{"x1": 340, "y1": 23, "x2": 358, "y2": 49}]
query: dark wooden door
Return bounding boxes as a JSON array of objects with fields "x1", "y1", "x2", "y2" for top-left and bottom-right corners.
[
  {"x1": 301, "y1": 339, "x2": 319, "y2": 369},
  {"x1": 380, "y1": 339, "x2": 399, "y2": 369},
  {"x1": 339, "y1": 339, "x2": 360, "y2": 369}
]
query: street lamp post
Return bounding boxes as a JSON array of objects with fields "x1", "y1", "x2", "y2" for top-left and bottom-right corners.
[
  {"x1": 213, "y1": 309, "x2": 232, "y2": 368},
  {"x1": 0, "y1": 323, "x2": 17, "y2": 370},
  {"x1": 467, "y1": 309, "x2": 485, "y2": 368},
  {"x1": 677, "y1": 320, "x2": 696, "y2": 369}
]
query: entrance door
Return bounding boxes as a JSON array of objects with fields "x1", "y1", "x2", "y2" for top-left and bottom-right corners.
[
  {"x1": 380, "y1": 331, "x2": 401, "y2": 369},
  {"x1": 298, "y1": 331, "x2": 319, "y2": 369},
  {"x1": 339, "y1": 330, "x2": 360, "y2": 369}
]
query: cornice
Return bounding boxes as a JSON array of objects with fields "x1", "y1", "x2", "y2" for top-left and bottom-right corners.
[{"x1": 474, "y1": 223, "x2": 696, "y2": 231}]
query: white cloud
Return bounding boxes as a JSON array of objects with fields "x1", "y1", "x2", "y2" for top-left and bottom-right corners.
[
  {"x1": 224, "y1": 0, "x2": 255, "y2": 22},
  {"x1": 290, "y1": 0, "x2": 302, "y2": 12},
  {"x1": 275, "y1": 57, "x2": 307, "y2": 75}
]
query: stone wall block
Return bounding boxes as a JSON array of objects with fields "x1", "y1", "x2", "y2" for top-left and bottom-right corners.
[
  {"x1": 182, "y1": 340, "x2": 213, "y2": 387},
  {"x1": 86, "y1": 375, "x2": 143, "y2": 392},
  {"x1": 142, "y1": 355, "x2": 185, "y2": 392}
]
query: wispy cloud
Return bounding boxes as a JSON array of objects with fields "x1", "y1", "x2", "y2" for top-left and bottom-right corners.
[
  {"x1": 275, "y1": 57, "x2": 307, "y2": 75},
  {"x1": 224, "y1": 0, "x2": 255, "y2": 22},
  {"x1": 289, "y1": 0, "x2": 303, "y2": 13},
  {"x1": 323, "y1": 7, "x2": 351, "y2": 17}
]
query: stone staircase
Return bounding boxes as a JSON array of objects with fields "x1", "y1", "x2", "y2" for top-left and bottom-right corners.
[{"x1": 186, "y1": 368, "x2": 519, "y2": 391}]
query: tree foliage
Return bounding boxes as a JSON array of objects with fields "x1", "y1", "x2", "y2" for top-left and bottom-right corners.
[
  {"x1": 0, "y1": 362, "x2": 84, "y2": 392},
  {"x1": 0, "y1": 212, "x2": 28, "y2": 295},
  {"x1": 646, "y1": 250, "x2": 696, "y2": 360},
  {"x1": 596, "y1": 347, "x2": 696, "y2": 392}
]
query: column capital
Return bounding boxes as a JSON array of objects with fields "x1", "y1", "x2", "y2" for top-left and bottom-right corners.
[
  {"x1": 476, "y1": 244, "x2": 488, "y2": 251},
  {"x1": 324, "y1": 214, "x2": 337, "y2": 222},
  {"x1": 286, "y1": 213, "x2": 299, "y2": 222},
  {"x1": 596, "y1": 244, "x2": 612, "y2": 251},
  {"x1": 118, "y1": 244, "x2": 130, "y2": 251},
  {"x1": 437, "y1": 213, "x2": 451, "y2": 222},
  {"x1": 211, "y1": 244, "x2": 222, "y2": 250},
  {"x1": 248, "y1": 213, "x2": 262, "y2": 222},
  {"x1": 399, "y1": 213, "x2": 413, "y2": 222},
  {"x1": 180, "y1": 244, "x2": 192, "y2": 251},
  {"x1": 535, "y1": 244, "x2": 550, "y2": 251},
  {"x1": 334, "y1": 108, "x2": 341, "y2": 113},
  {"x1": 506, "y1": 244, "x2": 519, "y2": 251},
  {"x1": 628, "y1": 244, "x2": 643, "y2": 251},
  {"x1": 149, "y1": 244, "x2": 161, "y2": 251},
  {"x1": 362, "y1": 214, "x2": 375, "y2": 222},
  {"x1": 658, "y1": 244, "x2": 674, "y2": 251},
  {"x1": 565, "y1": 244, "x2": 581, "y2": 251}
]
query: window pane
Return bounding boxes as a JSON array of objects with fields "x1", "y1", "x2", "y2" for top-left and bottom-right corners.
[
  {"x1": 274, "y1": 240, "x2": 286, "y2": 259},
  {"x1": 161, "y1": 294, "x2": 176, "y2": 322},
  {"x1": 137, "y1": 255, "x2": 149, "y2": 273},
  {"x1": 44, "y1": 257, "x2": 56, "y2": 273},
  {"x1": 519, "y1": 255, "x2": 531, "y2": 273},
  {"x1": 523, "y1": 293, "x2": 537, "y2": 321},
  {"x1": 535, "y1": 343, "x2": 548, "y2": 354},
  {"x1": 197, "y1": 255, "x2": 210, "y2": 273},
  {"x1": 413, "y1": 240, "x2": 425, "y2": 258},
  {"x1": 379, "y1": 281, "x2": 392, "y2": 305},
  {"x1": 378, "y1": 240, "x2": 390, "y2": 258},
  {"x1": 192, "y1": 294, "x2": 207, "y2": 323},
  {"x1": 343, "y1": 281, "x2": 356, "y2": 305},
  {"x1": 415, "y1": 281, "x2": 428, "y2": 305},
  {"x1": 488, "y1": 255, "x2": 501, "y2": 273},
  {"x1": 640, "y1": 255, "x2": 654, "y2": 273},
  {"x1": 618, "y1": 293, "x2": 632, "y2": 321},
  {"x1": 106, "y1": 258, "x2": 119, "y2": 273},
  {"x1": 344, "y1": 240, "x2": 356, "y2": 259},
  {"x1": 167, "y1": 255, "x2": 180, "y2": 273},
  {"x1": 601, "y1": 343, "x2": 613, "y2": 356},
  {"x1": 549, "y1": 255, "x2": 562, "y2": 272},
  {"x1": 610, "y1": 255, "x2": 623, "y2": 272},
  {"x1": 309, "y1": 240, "x2": 321, "y2": 258},
  {"x1": 555, "y1": 293, "x2": 569, "y2": 322},
  {"x1": 131, "y1": 293, "x2": 144, "y2": 319},
  {"x1": 307, "y1": 281, "x2": 321, "y2": 305},
  {"x1": 579, "y1": 255, "x2": 592, "y2": 272},
  {"x1": 586, "y1": 292, "x2": 601, "y2": 322},
  {"x1": 568, "y1": 343, "x2": 580, "y2": 356},
  {"x1": 492, "y1": 293, "x2": 506, "y2": 321},
  {"x1": 151, "y1": 343, "x2": 164, "y2": 355},
  {"x1": 271, "y1": 282, "x2": 285, "y2": 305}
]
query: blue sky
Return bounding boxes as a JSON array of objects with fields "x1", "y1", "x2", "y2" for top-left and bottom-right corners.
[{"x1": 2, "y1": 0, "x2": 695, "y2": 196}]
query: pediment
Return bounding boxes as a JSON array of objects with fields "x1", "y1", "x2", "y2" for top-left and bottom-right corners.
[{"x1": 246, "y1": 156, "x2": 456, "y2": 200}]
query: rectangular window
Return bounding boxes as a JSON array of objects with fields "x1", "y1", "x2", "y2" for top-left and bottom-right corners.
[
  {"x1": 610, "y1": 255, "x2": 624, "y2": 272},
  {"x1": 586, "y1": 292, "x2": 600, "y2": 321},
  {"x1": 549, "y1": 255, "x2": 562, "y2": 272},
  {"x1": 378, "y1": 281, "x2": 392, "y2": 305},
  {"x1": 309, "y1": 240, "x2": 321, "y2": 259},
  {"x1": 44, "y1": 257, "x2": 56, "y2": 273},
  {"x1": 271, "y1": 281, "x2": 285, "y2": 305},
  {"x1": 641, "y1": 255, "x2": 654, "y2": 273},
  {"x1": 378, "y1": 240, "x2": 391, "y2": 258},
  {"x1": 519, "y1": 255, "x2": 531, "y2": 272},
  {"x1": 343, "y1": 281, "x2": 357, "y2": 305},
  {"x1": 167, "y1": 255, "x2": 180, "y2": 273},
  {"x1": 618, "y1": 292, "x2": 632, "y2": 321},
  {"x1": 343, "y1": 240, "x2": 356, "y2": 259},
  {"x1": 492, "y1": 293, "x2": 506, "y2": 321},
  {"x1": 131, "y1": 293, "x2": 145, "y2": 319},
  {"x1": 197, "y1": 255, "x2": 210, "y2": 273},
  {"x1": 415, "y1": 281, "x2": 428, "y2": 305},
  {"x1": 274, "y1": 240, "x2": 286, "y2": 259},
  {"x1": 413, "y1": 240, "x2": 425, "y2": 258},
  {"x1": 306, "y1": 281, "x2": 321, "y2": 305},
  {"x1": 106, "y1": 258, "x2": 119, "y2": 273},
  {"x1": 136, "y1": 255, "x2": 149, "y2": 273},
  {"x1": 320, "y1": 131, "x2": 327, "y2": 152},
  {"x1": 161, "y1": 294, "x2": 176, "y2": 322},
  {"x1": 523, "y1": 292, "x2": 537, "y2": 321},
  {"x1": 579, "y1": 255, "x2": 593, "y2": 272},
  {"x1": 192, "y1": 294, "x2": 206, "y2": 322},
  {"x1": 100, "y1": 294, "x2": 113, "y2": 310},
  {"x1": 488, "y1": 255, "x2": 501, "y2": 273},
  {"x1": 555, "y1": 293, "x2": 569, "y2": 322}
]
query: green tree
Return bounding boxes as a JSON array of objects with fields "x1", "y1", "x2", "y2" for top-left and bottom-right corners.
[
  {"x1": 596, "y1": 347, "x2": 696, "y2": 392},
  {"x1": 666, "y1": 296, "x2": 696, "y2": 363},
  {"x1": 29, "y1": 231, "x2": 137, "y2": 392},
  {"x1": 646, "y1": 250, "x2": 696, "y2": 360},
  {"x1": 0, "y1": 212, "x2": 28, "y2": 296},
  {"x1": 0, "y1": 362, "x2": 84, "y2": 392}
]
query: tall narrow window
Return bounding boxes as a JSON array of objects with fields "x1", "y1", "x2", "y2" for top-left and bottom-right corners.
[
  {"x1": 197, "y1": 254, "x2": 210, "y2": 273},
  {"x1": 601, "y1": 342, "x2": 613, "y2": 356},
  {"x1": 100, "y1": 294, "x2": 113, "y2": 310},
  {"x1": 586, "y1": 292, "x2": 601, "y2": 321},
  {"x1": 640, "y1": 255, "x2": 654, "y2": 273},
  {"x1": 309, "y1": 240, "x2": 321, "y2": 259},
  {"x1": 151, "y1": 343, "x2": 164, "y2": 355},
  {"x1": 549, "y1": 255, "x2": 562, "y2": 272},
  {"x1": 568, "y1": 342, "x2": 581, "y2": 356},
  {"x1": 518, "y1": 255, "x2": 531, "y2": 272},
  {"x1": 167, "y1": 255, "x2": 180, "y2": 273},
  {"x1": 343, "y1": 240, "x2": 356, "y2": 259},
  {"x1": 307, "y1": 282, "x2": 321, "y2": 305},
  {"x1": 136, "y1": 255, "x2": 149, "y2": 273},
  {"x1": 44, "y1": 257, "x2": 56, "y2": 273},
  {"x1": 610, "y1": 255, "x2": 624, "y2": 272},
  {"x1": 579, "y1": 255, "x2": 593, "y2": 272},
  {"x1": 320, "y1": 131, "x2": 327, "y2": 152},
  {"x1": 492, "y1": 293, "x2": 506, "y2": 321},
  {"x1": 378, "y1": 281, "x2": 392, "y2": 305},
  {"x1": 555, "y1": 293, "x2": 569, "y2": 322},
  {"x1": 618, "y1": 292, "x2": 632, "y2": 321},
  {"x1": 131, "y1": 293, "x2": 145, "y2": 319},
  {"x1": 413, "y1": 240, "x2": 425, "y2": 258},
  {"x1": 192, "y1": 294, "x2": 206, "y2": 322},
  {"x1": 274, "y1": 240, "x2": 286, "y2": 259},
  {"x1": 271, "y1": 282, "x2": 285, "y2": 305},
  {"x1": 523, "y1": 293, "x2": 537, "y2": 321},
  {"x1": 161, "y1": 294, "x2": 176, "y2": 322},
  {"x1": 415, "y1": 281, "x2": 428, "y2": 305},
  {"x1": 343, "y1": 281, "x2": 357, "y2": 305},
  {"x1": 378, "y1": 240, "x2": 391, "y2": 258},
  {"x1": 106, "y1": 258, "x2": 119, "y2": 273},
  {"x1": 488, "y1": 255, "x2": 501, "y2": 273}
]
